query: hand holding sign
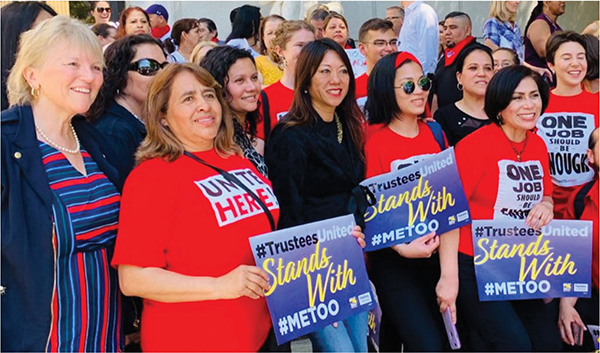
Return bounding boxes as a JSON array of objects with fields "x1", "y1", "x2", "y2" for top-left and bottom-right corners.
[
  {"x1": 217, "y1": 265, "x2": 271, "y2": 300},
  {"x1": 391, "y1": 232, "x2": 439, "y2": 258}
]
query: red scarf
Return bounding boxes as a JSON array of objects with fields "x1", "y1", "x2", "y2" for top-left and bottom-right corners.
[
  {"x1": 444, "y1": 36, "x2": 475, "y2": 67},
  {"x1": 151, "y1": 25, "x2": 170, "y2": 39}
]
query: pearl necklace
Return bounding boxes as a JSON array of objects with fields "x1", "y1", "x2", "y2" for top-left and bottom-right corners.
[
  {"x1": 35, "y1": 123, "x2": 80, "y2": 154},
  {"x1": 334, "y1": 113, "x2": 343, "y2": 144}
]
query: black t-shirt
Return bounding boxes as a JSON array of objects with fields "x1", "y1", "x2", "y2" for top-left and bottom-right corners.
[
  {"x1": 433, "y1": 103, "x2": 491, "y2": 146},
  {"x1": 432, "y1": 40, "x2": 479, "y2": 109}
]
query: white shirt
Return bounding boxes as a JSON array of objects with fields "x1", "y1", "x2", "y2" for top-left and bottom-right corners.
[
  {"x1": 226, "y1": 38, "x2": 260, "y2": 58},
  {"x1": 398, "y1": 1, "x2": 439, "y2": 75}
]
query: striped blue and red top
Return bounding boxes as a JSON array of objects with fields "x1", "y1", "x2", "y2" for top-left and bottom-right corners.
[{"x1": 40, "y1": 142, "x2": 122, "y2": 352}]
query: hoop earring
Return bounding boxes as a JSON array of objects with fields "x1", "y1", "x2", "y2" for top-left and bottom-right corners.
[
  {"x1": 30, "y1": 86, "x2": 40, "y2": 99},
  {"x1": 457, "y1": 83, "x2": 463, "y2": 91}
]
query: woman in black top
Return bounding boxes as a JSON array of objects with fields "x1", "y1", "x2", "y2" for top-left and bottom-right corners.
[
  {"x1": 434, "y1": 44, "x2": 494, "y2": 146},
  {"x1": 87, "y1": 34, "x2": 167, "y2": 174},
  {"x1": 265, "y1": 39, "x2": 367, "y2": 352}
]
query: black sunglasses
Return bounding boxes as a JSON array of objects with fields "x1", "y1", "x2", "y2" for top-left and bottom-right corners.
[
  {"x1": 95, "y1": 7, "x2": 111, "y2": 13},
  {"x1": 395, "y1": 76, "x2": 432, "y2": 94},
  {"x1": 128, "y1": 59, "x2": 169, "y2": 76}
]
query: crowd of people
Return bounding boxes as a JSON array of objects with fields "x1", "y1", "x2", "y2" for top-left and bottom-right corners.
[{"x1": 1, "y1": 1, "x2": 598, "y2": 352}]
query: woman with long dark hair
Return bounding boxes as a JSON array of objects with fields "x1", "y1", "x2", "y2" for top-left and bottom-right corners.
[
  {"x1": 265, "y1": 38, "x2": 367, "y2": 352},
  {"x1": 200, "y1": 46, "x2": 267, "y2": 175},
  {"x1": 226, "y1": 4, "x2": 262, "y2": 57}
]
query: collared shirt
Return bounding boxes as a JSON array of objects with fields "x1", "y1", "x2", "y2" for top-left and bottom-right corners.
[
  {"x1": 398, "y1": 1, "x2": 439, "y2": 75},
  {"x1": 483, "y1": 17, "x2": 523, "y2": 62}
]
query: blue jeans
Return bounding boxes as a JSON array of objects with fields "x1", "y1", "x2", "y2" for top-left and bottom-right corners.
[{"x1": 308, "y1": 311, "x2": 368, "y2": 352}]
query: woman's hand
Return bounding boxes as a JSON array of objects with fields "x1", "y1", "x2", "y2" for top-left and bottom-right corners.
[
  {"x1": 436, "y1": 274, "x2": 459, "y2": 324},
  {"x1": 217, "y1": 265, "x2": 271, "y2": 300},
  {"x1": 535, "y1": 67, "x2": 553, "y2": 83},
  {"x1": 351, "y1": 225, "x2": 366, "y2": 249},
  {"x1": 391, "y1": 232, "x2": 439, "y2": 258},
  {"x1": 558, "y1": 297, "x2": 586, "y2": 346},
  {"x1": 525, "y1": 199, "x2": 553, "y2": 230}
]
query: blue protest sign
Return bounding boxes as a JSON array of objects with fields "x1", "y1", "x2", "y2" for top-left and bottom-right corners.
[
  {"x1": 472, "y1": 219, "x2": 593, "y2": 301},
  {"x1": 360, "y1": 148, "x2": 471, "y2": 251},
  {"x1": 249, "y1": 215, "x2": 375, "y2": 345}
]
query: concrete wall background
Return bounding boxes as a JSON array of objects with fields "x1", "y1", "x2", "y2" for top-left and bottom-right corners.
[{"x1": 127, "y1": 1, "x2": 599, "y2": 41}]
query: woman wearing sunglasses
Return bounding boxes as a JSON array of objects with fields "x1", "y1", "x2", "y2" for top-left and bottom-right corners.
[
  {"x1": 89, "y1": 1, "x2": 115, "y2": 28},
  {"x1": 434, "y1": 44, "x2": 494, "y2": 147},
  {"x1": 88, "y1": 34, "x2": 167, "y2": 174},
  {"x1": 363, "y1": 51, "x2": 448, "y2": 352}
]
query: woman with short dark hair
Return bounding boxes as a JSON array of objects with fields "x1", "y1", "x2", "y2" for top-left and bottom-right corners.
[
  {"x1": 265, "y1": 38, "x2": 367, "y2": 352},
  {"x1": 437, "y1": 66, "x2": 561, "y2": 351},
  {"x1": 536, "y1": 30, "x2": 599, "y2": 219}
]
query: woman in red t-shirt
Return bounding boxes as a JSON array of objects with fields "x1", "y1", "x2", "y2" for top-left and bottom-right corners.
[
  {"x1": 112, "y1": 63, "x2": 279, "y2": 352},
  {"x1": 364, "y1": 51, "x2": 448, "y2": 351},
  {"x1": 259, "y1": 20, "x2": 316, "y2": 140},
  {"x1": 536, "y1": 31, "x2": 599, "y2": 219},
  {"x1": 437, "y1": 66, "x2": 562, "y2": 351}
]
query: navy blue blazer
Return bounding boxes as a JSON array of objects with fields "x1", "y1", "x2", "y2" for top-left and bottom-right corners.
[{"x1": 1, "y1": 105, "x2": 125, "y2": 351}]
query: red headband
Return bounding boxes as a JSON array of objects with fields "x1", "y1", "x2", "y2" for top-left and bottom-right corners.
[{"x1": 395, "y1": 51, "x2": 423, "y2": 69}]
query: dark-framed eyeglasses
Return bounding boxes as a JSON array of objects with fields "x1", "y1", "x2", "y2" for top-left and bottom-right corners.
[
  {"x1": 95, "y1": 7, "x2": 111, "y2": 13},
  {"x1": 385, "y1": 16, "x2": 401, "y2": 21},
  {"x1": 128, "y1": 59, "x2": 169, "y2": 76},
  {"x1": 364, "y1": 39, "x2": 398, "y2": 48},
  {"x1": 394, "y1": 76, "x2": 432, "y2": 94}
]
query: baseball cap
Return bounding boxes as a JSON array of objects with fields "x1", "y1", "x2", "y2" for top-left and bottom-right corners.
[{"x1": 146, "y1": 4, "x2": 168, "y2": 22}]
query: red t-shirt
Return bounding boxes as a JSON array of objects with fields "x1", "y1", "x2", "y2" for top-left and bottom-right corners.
[
  {"x1": 536, "y1": 90, "x2": 599, "y2": 219},
  {"x1": 355, "y1": 73, "x2": 368, "y2": 100},
  {"x1": 365, "y1": 120, "x2": 446, "y2": 178},
  {"x1": 112, "y1": 150, "x2": 279, "y2": 352},
  {"x1": 257, "y1": 80, "x2": 295, "y2": 140},
  {"x1": 564, "y1": 177, "x2": 599, "y2": 290},
  {"x1": 455, "y1": 124, "x2": 553, "y2": 256}
]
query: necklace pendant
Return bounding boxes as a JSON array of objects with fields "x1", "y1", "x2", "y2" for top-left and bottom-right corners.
[{"x1": 517, "y1": 154, "x2": 521, "y2": 162}]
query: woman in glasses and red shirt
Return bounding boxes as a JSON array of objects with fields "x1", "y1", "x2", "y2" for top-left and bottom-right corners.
[
  {"x1": 363, "y1": 51, "x2": 449, "y2": 351},
  {"x1": 87, "y1": 34, "x2": 168, "y2": 174}
]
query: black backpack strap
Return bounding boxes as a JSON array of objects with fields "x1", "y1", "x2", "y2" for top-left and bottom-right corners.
[
  {"x1": 184, "y1": 151, "x2": 276, "y2": 231},
  {"x1": 574, "y1": 179, "x2": 595, "y2": 219},
  {"x1": 427, "y1": 120, "x2": 446, "y2": 151},
  {"x1": 260, "y1": 90, "x2": 271, "y2": 143}
]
